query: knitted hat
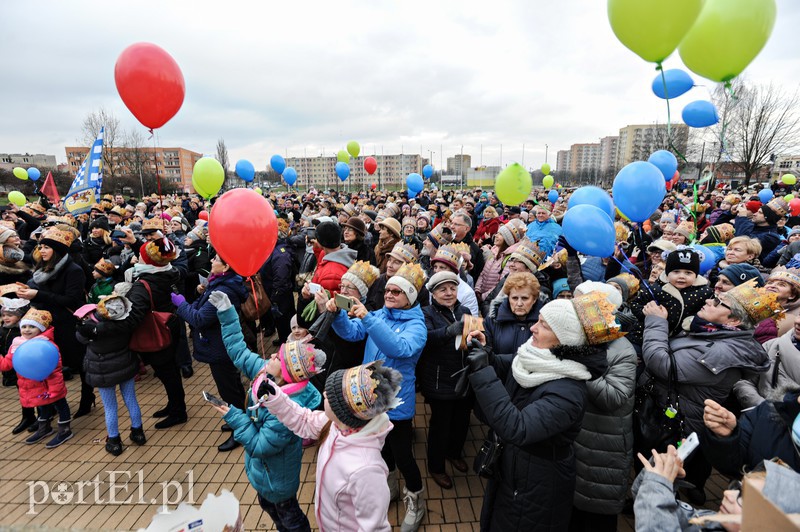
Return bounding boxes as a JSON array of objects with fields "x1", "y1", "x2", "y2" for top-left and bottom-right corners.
[
  {"x1": 724, "y1": 279, "x2": 785, "y2": 324},
  {"x1": 497, "y1": 219, "x2": 527, "y2": 246},
  {"x1": 426, "y1": 271, "x2": 459, "y2": 292},
  {"x1": 140, "y1": 238, "x2": 177, "y2": 266},
  {"x1": 665, "y1": 248, "x2": 700, "y2": 275},
  {"x1": 94, "y1": 259, "x2": 115, "y2": 277},
  {"x1": 763, "y1": 197, "x2": 790, "y2": 224},
  {"x1": 342, "y1": 216, "x2": 366, "y2": 238},
  {"x1": 388, "y1": 242, "x2": 419, "y2": 264},
  {"x1": 39, "y1": 228, "x2": 74, "y2": 255},
  {"x1": 89, "y1": 216, "x2": 110, "y2": 232},
  {"x1": 0, "y1": 297, "x2": 29, "y2": 317},
  {"x1": 745, "y1": 200, "x2": 763, "y2": 214},
  {"x1": 383, "y1": 203, "x2": 401, "y2": 219},
  {"x1": 673, "y1": 220, "x2": 695, "y2": 241},
  {"x1": 378, "y1": 218, "x2": 402, "y2": 239},
  {"x1": 141, "y1": 217, "x2": 165, "y2": 234},
  {"x1": 341, "y1": 261, "x2": 380, "y2": 298},
  {"x1": 552, "y1": 277, "x2": 571, "y2": 299},
  {"x1": 719, "y1": 264, "x2": 765, "y2": 287},
  {"x1": 386, "y1": 262, "x2": 426, "y2": 305},
  {"x1": 278, "y1": 341, "x2": 327, "y2": 384},
  {"x1": 20, "y1": 308, "x2": 52, "y2": 332},
  {"x1": 431, "y1": 245, "x2": 461, "y2": 273},
  {"x1": 324, "y1": 361, "x2": 403, "y2": 429},
  {"x1": 607, "y1": 273, "x2": 640, "y2": 302},
  {"x1": 96, "y1": 294, "x2": 131, "y2": 321},
  {"x1": 509, "y1": 239, "x2": 546, "y2": 272},
  {"x1": 660, "y1": 212, "x2": 677, "y2": 223},
  {"x1": 575, "y1": 281, "x2": 623, "y2": 310},
  {"x1": 704, "y1": 223, "x2": 735, "y2": 244},
  {"x1": 0, "y1": 223, "x2": 17, "y2": 245},
  {"x1": 427, "y1": 224, "x2": 453, "y2": 248},
  {"x1": 316, "y1": 221, "x2": 342, "y2": 249},
  {"x1": 538, "y1": 299, "x2": 587, "y2": 346}
]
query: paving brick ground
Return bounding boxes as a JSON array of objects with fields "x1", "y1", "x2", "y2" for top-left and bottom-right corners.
[{"x1": 0, "y1": 333, "x2": 725, "y2": 531}]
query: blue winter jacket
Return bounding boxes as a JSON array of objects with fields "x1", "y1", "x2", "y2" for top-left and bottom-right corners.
[
  {"x1": 332, "y1": 304, "x2": 427, "y2": 420},
  {"x1": 525, "y1": 219, "x2": 563, "y2": 256},
  {"x1": 217, "y1": 305, "x2": 321, "y2": 503},
  {"x1": 176, "y1": 273, "x2": 248, "y2": 364}
]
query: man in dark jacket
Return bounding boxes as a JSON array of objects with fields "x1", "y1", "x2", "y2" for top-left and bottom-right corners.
[
  {"x1": 260, "y1": 232, "x2": 296, "y2": 346},
  {"x1": 734, "y1": 200, "x2": 785, "y2": 261},
  {"x1": 451, "y1": 212, "x2": 485, "y2": 281}
]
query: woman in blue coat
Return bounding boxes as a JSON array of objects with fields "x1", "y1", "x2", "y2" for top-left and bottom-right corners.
[{"x1": 173, "y1": 253, "x2": 248, "y2": 452}]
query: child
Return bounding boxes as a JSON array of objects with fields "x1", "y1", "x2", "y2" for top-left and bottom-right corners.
[
  {"x1": 289, "y1": 314, "x2": 312, "y2": 343},
  {"x1": 88, "y1": 259, "x2": 116, "y2": 304},
  {"x1": 0, "y1": 309, "x2": 73, "y2": 448},
  {"x1": 208, "y1": 290, "x2": 323, "y2": 532},
  {"x1": 75, "y1": 293, "x2": 144, "y2": 456},
  {"x1": 1, "y1": 297, "x2": 35, "y2": 433},
  {"x1": 628, "y1": 248, "x2": 715, "y2": 348}
]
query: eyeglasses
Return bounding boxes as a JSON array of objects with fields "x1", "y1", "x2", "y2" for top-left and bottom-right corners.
[
  {"x1": 726, "y1": 480, "x2": 743, "y2": 506},
  {"x1": 339, "y1": 284, "x2": 359, "y2": 293},
  {"x1": 713, "y1": 297, "x2": 730, "y2": 310},
  {"x1": 384, "y1": 288, "x2": 404, "y2": 297}
]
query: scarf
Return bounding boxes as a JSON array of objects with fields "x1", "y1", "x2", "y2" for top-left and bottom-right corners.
[
  {"x1": 31, "y1": 254, "x2": 70, "y2": 286},
  {"x1": 208, "y1": 270, "x2": 234, "y2": 284},
  {"x1": 124, "y1": 262, "x2": 173, "y2": 283},
  {"x1": 689, "y1": 315, "x2": 740, "y2": 333},
  {"x1": 511, "y1": 342, "x2": 591, "y2": 388}
]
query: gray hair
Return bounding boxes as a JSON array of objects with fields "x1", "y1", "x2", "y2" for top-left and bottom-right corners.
[
  {"x1": 453, "y1": 212, "x2": 472, "y2": 229},
  {"x1": 722, "y1": 296, "x2": 756, "y2": 330}
]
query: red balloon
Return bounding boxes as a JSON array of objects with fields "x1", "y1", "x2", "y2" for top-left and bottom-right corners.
[
  {"x1": 672, "y1": 170, "x2": 680, "y2": 182},
  {"x1": 209, "y1": 189, "x2": 277, "y2": 277},
  {"x1": 198, "y1": 210, "x2": 209, "y2": 221},
  {"x1": 665, "y1": 180, "x2": 673, "y2": 191},
  {"x1": 114, "y1": 43, "x2": 185, "y2": 130},
  {"x1": 364, "y1": 156, "x2": 378, "y2": 175},
  {"x1": 370, "y1": 183, "x2": 377, "y2": 190},
  {"x1": 790, "y1": 198, "x2": 800, "y2": 216}
]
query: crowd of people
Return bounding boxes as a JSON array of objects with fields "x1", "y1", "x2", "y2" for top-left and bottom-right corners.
[{"x1": 1, "y1": 182, "x2": 799, "y2": 531}]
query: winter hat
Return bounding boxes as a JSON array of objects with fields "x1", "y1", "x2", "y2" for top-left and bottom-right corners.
[
  {"x1": 647, "y1": 238, "x2": 677, "y2": 254},
  {"x1": 0, "y1": 223, "x2": 18, "y2": 244},
  {"x1": 89, "y1": 216, "x2": 110, "y2": 232},
  {"x1": 342, "y1": 216, "x2": 366, "y2": 238},
  {"x1": 324, "y1": 361, "x2": 403, "y2": 429},
  {"x1": 96, "y1": 294, "x2": 132, "y2": 321},
  {"x1": 704, "y1": 223, "x2": 735, "y2": 244},
  {"x1": 20, "y1": 308, "x2": 52, "y2": 332},
  {"x1": 94, "y1": 259, "x2": 115, "y2": 277},
  {"x1": 140, "y1": 238, "x2": 177, "y2": 266},
  {"x1": 660, "y1": 212, "x2": 677, "y2": 223},
  {"x1": 378, "y1": 218, "x2": 402, "y2": 239},
  {"x1": 341, "y1": 261, "x2": 380, "y2": 298},
  {"x1": 720, "y1": 264, "x2": 765, "y2": 287},
  {"x1": 315, "y1": 221, "x2": 342, "y2": 249},
  {"x1": 39, "y1": 228, "x2": 74, "y2": 255},
  {"x1": 386, "y1": 262, "x2": 426, "y2": 305},
  {"x1": 538, "y1": 299, "x2": 587, "y2": 347},
  {"x1": 0, "y1": 297, "x2": 29, "y2": 317},
  {"x1": 664, "y1": 248, "x2": 700, "y2": 275},
  {"x1": 509, "y1": 239, "x2": 546, "y2": 272},
  {"x1": 763, "y1": 197, "x2": 790, "y2": 224},
  {"x1": 745, "y1": 200, "x2": 763, "y2": 214},
  {"x1": 497, "y1": 219, "x2": 527, "y2": 246},
  {"x1": 426, "y1": 271, "x2": 459, "y2": 292},
  {"x1": 607, "y1": 273, "x2": 640, "y2": 302},
  {"x1": 552, "y1": 277, "x2": 571, "y2": 299},
  {"x1": 575, "y1": 281, "x2": 623, "y2": 310},
  {"x1": 278, "y1": 341, "x2": 327, "y2": 384},
  {"x1": 388, "y1": 242, "x2": 419, "y2": 264},
  {"x1": 427, "y1": 224, "x2": 453, "y2": 248}
]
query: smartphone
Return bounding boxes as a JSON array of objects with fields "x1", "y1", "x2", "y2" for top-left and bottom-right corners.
[
  {"x1": 111, "y1": 230, "x2": 126, "y2": 239},
  {"x1": 202, "y1": 391, "x2": 227, "y2": 408},
  {"x1": 335, "y1": 293, "x2": 353, "y2": 311},
  {"x1": 308, "y1": 282, "x2": 322, "y2": 294},
  {"x1": 677, "y1": 432, "x2": 699, "y2": 462}
]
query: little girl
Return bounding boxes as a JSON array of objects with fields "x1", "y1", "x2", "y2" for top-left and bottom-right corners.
[
  {"x1": 1, "y1": 297, "x2": 34, "y2": 433},
  {"x1": 0, "y1": 308, "x2": 73, "y2": 448},
  {"x1": 88, "y1": 259, "x2": 116, "y2": 304},
  {"x1": 75, "y1": 293, "x2": 144, "y2": 456}
]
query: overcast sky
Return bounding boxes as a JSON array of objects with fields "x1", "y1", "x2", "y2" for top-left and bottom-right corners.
[{"x1": 2, "y1": 0, "x2": 798, "y2": 171}]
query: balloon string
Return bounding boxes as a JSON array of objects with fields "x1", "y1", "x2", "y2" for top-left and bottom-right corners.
[
  {"x1": 249, "y1": 276, "x2": 259, "y2": 316},
  {"x1": 657, "y1": 63, "x2": 689, "y2": 164},
  {"x1": 612, "y1": 252, "x2": 659, "y2": 305},
  {"x1": 152, "y1": 130, "x2": 163, "y2": 204}
]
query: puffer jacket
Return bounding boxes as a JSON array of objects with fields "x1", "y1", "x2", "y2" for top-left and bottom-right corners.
[
  {"x1": 0, "y1": 328, "x2": 66, "y2": 407},
  {"x1": 217, "y1": 305, "x2": 321, "y2": 504},
  {"x1": 641, "y1": 315, "x2": 771, "y2": 435},
  {"x1": 474, "y1": 245, "x2": 513, "y2": 303},
  {"x1": 79, "y1": 315, "x2": 139, "y2": 388},
  {"x1": 176, "y1": 272, "x2": 248, "y2": 364},
  {"x1": 260, "y1": 239, "x2": 296, "y2": 316},
  {"x1": 525, "y1": 218, "x2": 563, "y2": 256},
  {"x1": 332, "y1": 304, "x2": 427, "y2": 421},
  {"x1": 420, "y1": 300, "x2": 471, "y2": 400},
  {"x1": 474, "y1": 216, "x2": 501, "y2": 246},
  {"x1": 365, "y1": 273, "x2": 430, "y2": 312},
  {"x1": 573, "y1": 337, "x2": 637, "y2": 514},
  {"x1": 312, "y1": 247, "x2": 356, "y2": 295},
  {"x1": 735, "y1": 329, "x2": 800, "y2": 408},
  {"x1": 483, "y1": 298, "x2": 542, "y2": 355}
]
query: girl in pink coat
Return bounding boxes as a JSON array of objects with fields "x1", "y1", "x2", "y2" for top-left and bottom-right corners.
[{"x1": 258, "y1": 361, "x2": 402, "y2": 532}]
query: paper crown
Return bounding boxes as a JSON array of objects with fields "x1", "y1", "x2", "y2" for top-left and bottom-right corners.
[
  {"x1": 674, "y1": 220, "x2": 695, "y2": 240},
  {"x1": 498, "y1": 218, "x2": 527, "y2": 246},
  {"x1": 614, "y1": 222, "x2": 630, "y2": 243},
  {"x1": 96, "y1": 294, "x2": 132, "y2": 321},
  {"x1": 432, "y1": 245, "x2": 462, "y2": 272},
  {"x1": 394, "y1": 262, "x2": 426, "y2": 293},
  {"x1": 571, "y1": 291, "x2": 626, "y2": 345},
  {"x1": 27, "y1": 203, "x2": 47, "y2": 215},
  {"x1": 724, "y1": 278, "x2": 784, "y2": 324},
  {"x1": 707, "y1": 223, "x2": 735, "y2": 243},
  {"x1": 766, "y1": 197, "x2": 789, "y2": 217},
  {"x1": 94, "y1": 259, "x2": 115, "y2": 276},
  {"x1": 723, "y1": 194, "x2": 741, "y2": 205},
  {"x1": 40, "y1": 228, "x2": 74, "y2": 250},
  {"x1": 279, "y1": 341, "x2": 325, "y2": 384},
  {"x1": 141, "y1": 217, "x2": 165, "y2": 233},
  {"x1": 341, "y1": 261, "x2": 380, "y2": 297},
  {"x1": 340, "y1": 362, "x2": 385, "y2": 422},
  {"x1": 510, "y1": 239, "x2": 546, "y2": 271},
  {"x1": 611, "y1": 273, "x2": 640, "y2": 298},
  {"x1": 401, "y1": 216, "x2": 416, "y2": 228},
  {"x1": 21, "y1": 308, "x2": 53, "y2": 331},
  {"x1": 539, "y1": 248, "x2": 567, "y2": 271},
  {"x1": 427, "y1": 224, "x2": 453, "y2": 247},
  {"x1": 388, "y1": 242, "x2": 419, "y2": 264},
  {"x1": 0, "y1": 220, "x2": 16, "y2": 231},
  {"x1": 767, "y1": 268, "x2": 800, "y2": 292},
  {"x1": 109, "y1": 206, "x2": 126, "y2": 217}
]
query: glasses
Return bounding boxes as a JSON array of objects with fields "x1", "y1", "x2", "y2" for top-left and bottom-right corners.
[
  {"x1": 384, "y1": 288, "x2": 404, "y2": 297},
  {"x1": 713, "y1": 297, "x2": 730, "y2": 310},
  {"x1": 450, "y1": 221, "x2": 468, "y2": 228},
  {"x1": 726, "y1": 480, "x2": 743, "y2": 506},
  {"x1": 339, "y1": 284, "x2": 359, "y2": 293}
]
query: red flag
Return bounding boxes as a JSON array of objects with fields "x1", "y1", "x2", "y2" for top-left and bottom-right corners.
[{"x1": 41, "y1": 171, "x2": 61, "y2": 205}]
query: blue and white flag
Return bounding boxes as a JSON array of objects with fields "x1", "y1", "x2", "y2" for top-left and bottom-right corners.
[{"x1": 64, "y1": 127, "x2": 104, "y2": 214}]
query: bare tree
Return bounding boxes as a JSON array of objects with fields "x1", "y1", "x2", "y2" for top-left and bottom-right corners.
[
  {"x1": 216, "y1": 138, "x2": 234, "y2": 190},
  {"x1": 81, "y1": 107, "x2": 123, "y2": 181},
  {"x1": 118, "y1": 129, "x2": 150, "y2": 197}
]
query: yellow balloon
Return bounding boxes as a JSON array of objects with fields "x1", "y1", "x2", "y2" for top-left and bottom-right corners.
[
  {"x1": 254, "y1": 187, "x2": 263, "y2": 195},
  {"x1": 785, "y1": 194, "x2": 795, "y2": 202},
  {"x1": 541, "y1": 163, "x2": 551, "y2": 175},
  {"x1": 8, "y1": 191, "x2": 27, "y2": 206},
  {"x1": 13, "y1": 167, "x2": 28, "y2": 180},
  {"x1": 192, "y1": 157, "x2": 225, "y2": 199},
  {"x1": 347, "y1": 141, "x2": 360, "y2": 158},
  {"x1": 337, "y1": 150, "x2": 350, "y2": 164},
  {"x1": 543, "y1": 175, "x2": 554, "y2": 189},
  {"x1": 495, "y1": 163, "x2": 532, "y2": 205},
  {"x1": 782, "y1": 174, "x2": 797, "y2": 186}
]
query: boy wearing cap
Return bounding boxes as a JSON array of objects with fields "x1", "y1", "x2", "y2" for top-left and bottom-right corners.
[{"x1": 734, "y1": 198, "x2": 786, "y2": 260}]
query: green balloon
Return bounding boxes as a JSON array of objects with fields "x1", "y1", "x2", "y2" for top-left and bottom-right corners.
[
  {"x1": 785, "y1": 194, "x2": 795, "y2": 201},
  {"x1": 543, "y1": 175, "x2": 554, "y2": 189},
  {"x1": 192, "y1": 157, "x2": 224, "y2": 199},
  {"x1": 8, "y1": 191, "x2": 26, "y2": 206},
  {"x1": 495, "y1": 163, "x2": 532, "y2": 206},
  {"x1": 541, "y1": 163, "x2": 551, "y2": 175},
  {"x1": 337, "y1": 150, "x2": 350, "y2": 164},
  {"x1": 347, "y1": 141, "x2": 360, "y2": 159},
  {"x1": 13, "y1": 167, "x2": 28, "y2": 180},
  {"x1": 783, "y1": 174, "x2": 797, "y2": 186},
  {"x1": 679, "y1": 0, "x2": 776, "y2": 82},
  {"x1": 608, "y1": 0, "x2": 703, "y2": 63}
]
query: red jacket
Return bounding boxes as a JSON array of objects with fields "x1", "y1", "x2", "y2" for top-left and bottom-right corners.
[
  {"x1": 474, "y1": 217, "x2": 501, "y2": 245},
  {"x1": 312, "y1": 247, "x2": 357, "y2": 295},
  {"x1": 0, "y1": 327, "x2": 66, "y2": 407}
]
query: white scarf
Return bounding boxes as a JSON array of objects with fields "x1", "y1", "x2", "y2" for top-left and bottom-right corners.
[
  {"x1": 511, "y1": 342, "x2": 591, "y2": 388},
  {"x1": 124, "y1": 262, "x2": 173, "y2": 283}
]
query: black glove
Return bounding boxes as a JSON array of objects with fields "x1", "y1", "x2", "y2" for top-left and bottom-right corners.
[
  {"x1": 77, "y1": 321, "x2": 97, "y2": 340},
  {"x1": 445, "y1": 320, "x2": 464, "y2": 338},
  {"x1": 256, "y1": 377, "x2": 276, "y2": 398},
  {"x1": 466, "y1": 339, "x2": 491, "y2": 373}
]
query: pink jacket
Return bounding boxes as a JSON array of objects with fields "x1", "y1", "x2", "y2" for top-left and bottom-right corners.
[
  {"x1": 475, "y1": 242, "x2": 518, "y2": 302},
  {"x1": 0, "y1": 327, "x2": 66, "y2": 407},
  {"x1": 265, "y1": 387, "x2": 393, "y2": 532}
]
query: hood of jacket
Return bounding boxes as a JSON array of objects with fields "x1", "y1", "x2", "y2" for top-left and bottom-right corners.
[
  {"x1": 321, "y1": 246, "x2": 356, "y2": 269},
  {"x1": 334, "y1": 413, "x2": 392, "y2": 451}
]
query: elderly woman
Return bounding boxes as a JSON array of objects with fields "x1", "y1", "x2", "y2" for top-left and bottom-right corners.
[
  {"x1": 327, "y1": 262, "x2": 428, "y2": 530},
  {"x1": 481, "y1": 239, "x2": 548, "y2": 316},
  {"x1": 374, "y1": 218, "x2": 402, "y2": 273},
  {"x1": 464, "y1": 296, "x2": 608, "y2": 530},
  {"x1": 706, "y1": 235, "x2": 765, "y2": 287},
  {"x1": 474, "y1": 219, "x2": 526, "y2": 303},
  {"x1": 473, "y1": 206, "x2": 501, "y2": 247},
  {"x1": 420, "y1": 271, "x2": 473, "y2": 490},
  {"x1": 483, "y1": 272, "x2": 543, "y2": 355},
  {"x1": 754, "y1": 268, "x2": 800, "y2": 343},
  {"x1": 342, "y1": 216, "x2": 376, "y2": 265},
  {"x1": 430, "y1": 244, "x2": 479, "y2": 316}
]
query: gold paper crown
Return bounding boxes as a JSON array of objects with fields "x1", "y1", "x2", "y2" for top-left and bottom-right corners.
[
  {"x1": 674, "y1": 220, "x2": 695, "y2": 240},
  {"x1": 342, "y1": 260, "x2": 381, "y2": 294},
  {"x1": 401, "y1": 216, "x2": 416, "y2": 228},
  {"x1": 388, "y1": 243, "x2": 419, "y2": 264},
  {"x1": 342, "y1": 363, "x2": 381, "y2": 420},
  {"x1": 571, "y1": 291, "x2": 626, "y2": 345},
  {"x1": 511, "y1": 239, "x2": 546, "y2": 270},
  {"x1": 452, "y1": 242, "x2": 471, "y2": 258},
  {"x1": 612, "y1": 273, "x2": 640, "y2": 298},
  {"x1": 766, "y1": 197, "x2": 789, "y2": 217},
  {"x1": 27, "y1": 203, "x2": 47, "y2": 215},
  {"x1": 21, "y1": 308, "x2": 53, "y2": 330},
  {"x1": 0, "y1": 220, "x2": 16, "y2": 230},
  {"x1": 615, "y1": 222, "x2": 630, "y2": 243},
  {"x1": 724, "y1": 278, "x2": 785, "y2": 324},
  {"x1": 109, "y1": 206, "x2": 126, "y2": 217},
  {"x1": 94, "y1": 259, "x2": 115, "y2": 276},
  {"x1": 0, "y1": 284, "x2": 20, "y2": 297},
  {"x1": 141, "y1": 217, "x2": 165, "y2": 232},
  {"x1": 539, "y1": 248, "x2": 567, "y2": 271},
  {"x1": 707, "y1": 223, "x2": 735, "y2": 243},
  {"x1": 427, "y1": 224, "x2": 453, "y2": 246},
  {"x1": 394, "y1": 262, "x2": 426, "y2": 292},
  {"x1": 723, "y1": 194, "x2": 741, "y2": 205},
  {"x1": 767, "y1": 268, "x2": 800, "y2": 292},
  {"x1": 40, "y1": 228, "x2": 74, "y2": 249},
  {"x1": 280, "y1": 341, "x2": 322, "y2": 383},
  {"x1": 432, "y1": 245, "x2": 462, "y2": 272}
]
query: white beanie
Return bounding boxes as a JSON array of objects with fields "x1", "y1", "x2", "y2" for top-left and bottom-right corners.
[
  {"x1": 574, "y1": 281, "x2": 623, "y2": 310},
  {"x1": 386, "y1": 275, "x2": 418, "y2": 305},
  {"x1": 538, "y1": 300, "x2": 586, "y2": 347}
]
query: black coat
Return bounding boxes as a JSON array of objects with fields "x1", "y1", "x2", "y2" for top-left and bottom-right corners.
[
  {"x1": 469, "y1": 351, "x2": 589, "y2": 531},
  {"x1": 125, "y1": 268, "x2": 181, "y2": 361},
  {"x1": 484, "y1": 299, "x2": 542, "y2": 355},
  {"x1": 420, "y1": 300, "x2": 471, "y2": 400},
  {"x1": 455, "y1": 232, "x2": 485, "y2": 281},
  {"x1": 79, "y1": 317, "x2": 139, "y2": 388},
  {"x1": 260, "y1": 238, "x2": 296, "y2": 315},
  {"x1": 347, "y1": 239, "x2": 377, "y2": 266}
]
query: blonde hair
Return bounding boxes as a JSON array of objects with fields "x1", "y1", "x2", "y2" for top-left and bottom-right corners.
[
  {"x1": 728, "y1": 236, "x2": 762, "y2": 258},
  {"x1": 502, "y1": 271, "x2": 541, "y2": 300}
]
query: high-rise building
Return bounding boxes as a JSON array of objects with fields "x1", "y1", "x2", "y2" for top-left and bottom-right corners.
[
  {"x1": 280, "y1": 154, "x2": 429, "y2": 189},
  {"x1": 615, "y1": 124, "x2": 689, "y2": 169},
  {"x1": 556, "y1": 150, "x2": 571, "y2": 173},
  {"x1": 569, "y1": 143, "x2": 601, "y2": 175},
  {"x1": 446, "y1": 154, "x2": 471, "y2": 176},
  {"x1": 599, "y1": 136, "x2": 619, "y2": 172},
  {"x1": 0, "y1": 153, "x2": 57, "y2": 169}
]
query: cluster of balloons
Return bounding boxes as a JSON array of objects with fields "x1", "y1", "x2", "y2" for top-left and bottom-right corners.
[
  {"x1": 494, "y1": 163, "x2": 532, "y2": 205},
  {"x1": 650, "y1": 69, "x2": 719, "y2": 129},
  {"x1": 266, "y1": 154, "x2": 297, "y2": 186},
  {"x1": 12, "y1": 338, "x2": 59, "y2": 381},
  {"x1": 12, "y1": 167, "x2": 41, "y2": 181},
  {"x1": 333, "y1": 141, "x2": 362, "y2": 182},
  {"x1": 407, "y1": 173, "x2": 424, "y2": 198},
  {"x1": 192, "y1": 157, "x2": 225, "y2": 199},
  {"x1": 563, "y1": 186, "x2": 617, "y2": 257}
]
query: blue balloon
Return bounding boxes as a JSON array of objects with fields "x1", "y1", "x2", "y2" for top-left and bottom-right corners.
[
  {"x1": 235, "y1": 160, "x2": 255, "y2": 182},
  {"x1": 422, "y1": 164, "x2": 434, "y2": 179},
  {"x1": 567, "y1": 186, "x2": 614, "y2": 219},
  {"x1": 335, "y1": 162, "x2": 350, "y2": 182},
  {"x1": 612, "y1": 161, "x2": 666, "y2": 223},
  {"x1": 270, "y1": 154, "x2": 286, "y2": 175},
  {"x1": 648, "y1": 150, "x2": 679, "y2": 182},
  {"x1": 407, "y1": 189, "x2": 417, "y2": 199},
  {"x1": 758, "y1": 189, "x2": 774, "y2": 203},
  {"x1": 548, "y1": 189, "x2": 559, "y2": 204},
  {"x1": 12, "y1": 338, "x2": 59, "y2": 381},
  {"x1": 407, "y1": 173, "x2": 424, "y2": 193},
  {"x1": 652, "y1": 69, "x2": 694, "y2": 99},
  {"x1": 282, "y1": 167, "x2": 297, "y2": 186},
  {"x1": 562, "y1": 205, "x2": 616, "y2": 258},
  {"x1": 682, "y1": 100, "x2": 719, "y2": 128},
  {"x1": 692, "y1": 245, "x2": 717, "y2": 276},
  {"x1": 27, "y1": 167, "x2": 41, "y2": 181}
]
